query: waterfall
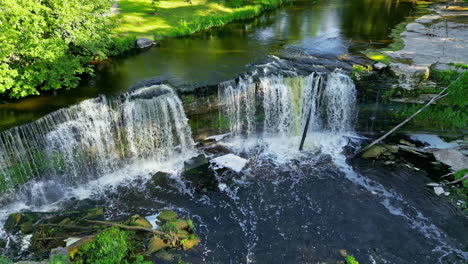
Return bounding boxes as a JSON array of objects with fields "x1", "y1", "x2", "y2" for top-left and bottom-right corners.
[
  {"x1": 218, "y1": 70, "x2": 356, "y2": 137},
  {"x1": 0, "y1": 85, "x2": 194, "y2": 195}
]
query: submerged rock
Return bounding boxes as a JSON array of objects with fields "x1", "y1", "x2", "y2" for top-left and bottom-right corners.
[
  {"x1": 155, "y1": 251, "x2": 175, "y2": 261},
  {"x1": 373, "y1": 62, "x2": 387, "y2": 70},
  {"x1": 135, "y1": 38, "x2": 153, "y2": 49},
  {"x1": 183, "y1": 154, "x2": 218, "y2": 191}
]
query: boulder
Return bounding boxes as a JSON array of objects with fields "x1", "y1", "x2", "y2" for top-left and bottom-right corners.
[
  {"x1": 373, "y1": 62, "x2": 387, "y2": 70},
  {"x1": 155, "y1": 251, "x2": 175, "y2": 261},
  {"x1": 361, "y1": 145, "x2": 387, "y2": 159},
  {"x1": 49, "y1": 247, "x2": 68, "y2": 261},
  {"x1": 151, "y1": 171, "x2": 171, "y2": 188},
  {"x1": 432, "y1": 148, "x2": 468, "y2": 171},
  {"x1": 434, "y1": 186, "x2": 445, "y2": 196},
  {"x1": 4, "y1": 213, "x2": 23, "y2": 231},
  {"x1": 157, "y1": 210, "x2": 178, "y2": 222},
  {"x1": 182, "y1": 237, "x2": 201, "y2": 251},
  {"x1": 127, "y1": 215, "x2": 153, "y2": 229},
  {"x1": 147, "y1": 237, "x2": 169, "y2": 253},
  {"x1": 135, "y1": 38, "x2": 154, "y2": 49},
  {"x1": 172, "y1": 219, "x2": 189, "y2": 231},
  {"x1": 183, "y1": 154, "x2": 218, "y2": 192}
]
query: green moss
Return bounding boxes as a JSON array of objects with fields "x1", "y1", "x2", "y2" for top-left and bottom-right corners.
[
  {"x1": 76, "y1": 227, "x2": 151, "y2": 264},
  {"x1": 454, "y1": 169, "x2": 468, "y2": 188},
  {"x1": 430, "y1": 71, "x2": 467, "y2": 107},
  {"x1": 345, "y1": 255, "x2": 359, "y2": 264},
  {"x1": 448, "y1": 63, "x2": 468, "y2": 69},
  {"x1": 365, "y1": 52, "x2": 392, "y2": 64},
  {"x1": 47, "y1": 254, "x2": 68, "y2": 264}
]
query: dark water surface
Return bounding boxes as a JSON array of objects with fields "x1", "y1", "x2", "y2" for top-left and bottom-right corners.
[{"x1": 0, "y1": 0, "x2": 415, "y2": 132}]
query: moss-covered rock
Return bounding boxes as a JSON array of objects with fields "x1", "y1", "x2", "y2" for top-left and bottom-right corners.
[
  {"x1": 157, "y1": 210, "x2": 178, "y2": 222},
  {"x1": 361, "y1": 145, "x2": 387, "y2": 159},
  {"x1": 147, "y1": 236, "x2": 170, "y2": 253},
  {"x1": 127, "y1": 215, "x2": 153, "y2": 229},
  {"x1": 182, "y1": 237, "x2": 201, "y2": 251}
]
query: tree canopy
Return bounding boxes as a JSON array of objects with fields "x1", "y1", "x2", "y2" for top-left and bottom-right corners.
[{"x1": 0, "y1": 0, "x2": 116, "y2": 98}]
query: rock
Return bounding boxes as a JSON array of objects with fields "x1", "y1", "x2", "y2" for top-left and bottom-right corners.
[
  {"x1": 20, "y1": 221, "x2": 34, "y2": 234},
  {"x1": 4, "y1": 213, "x2": 23, "y2": 231},
  {"x1": 155, "y1": 251, "x2": 175, "y2": 261},
  {"x1": 210, "y1": 154, "x2": 248, "y2": 172},
  {"x1": 184, "y1": 154, "x2": 209, "y2": 172},
  {"x1": 444, "y1": 192, "x2": 450, "y2": 196},
  {"x1": 147, "y1": 236, "x2": 169, "y2": 253},
  {"x1": 183, "y1": 154, "x2": 218, "y2": 192},
  {"x1": 434, "y1": 186, "x2": 445, "y2": 196},
  {"x1": 399, "y1": 139, "x2": 416, "y2": 147},
  {"x1": 50, "y1": 247, "x2": 68, "y2": 260},
  {"x1": 361, "y1": 145, "x2": 387, "y2": 159},
  {"x1": 127, "y1": 215, "x2": 153, "y2": 229},
  {"x1": 427, "y1": 183, "x2": 440, "y2": 187},
  {"x1": 383, "y1": 144, "x2": 399, "y2": 153},
  {"x1": 135, "y1": 38, "x2": 153, "y2": 49},
  {"x1": 176, "y1": 230, "x2": 190, "y2": 239},
  {"x1": 182, "y1": 237, "x2": 200, "y2": 251},
  {"x1": 65, "y1": 235, "x2": 95, "y2": 258},
  {"x1": 373, "y1": 62, "x2": 387, "y2": 70},
  {"x1": 172, "y1": 219, "x2": 189, "y2": 231},
  {"x1": 157, "y1": 210, "x2": 178, "y2": 222},
  {"x1": 339, "y1": 249, "x2": 348, "y2": 257},
  {"x1": 432, "y1": 148, "x2": 468, "y2": 171},
  {"x1": 151, "y1": 171, "x2": 171, "y2": 187}
]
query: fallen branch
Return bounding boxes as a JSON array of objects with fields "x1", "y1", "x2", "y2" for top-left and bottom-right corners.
[
  {"x1": 86, "y1": 220, "x2": 166, "y2": 236},
  {"x1": 351, "y1": 74, "x2": 462, "y2": 159}
]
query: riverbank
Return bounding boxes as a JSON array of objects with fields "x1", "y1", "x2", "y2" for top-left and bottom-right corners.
[{"x1": 114, "y1": 0, "x2": 293, "y2": 41}]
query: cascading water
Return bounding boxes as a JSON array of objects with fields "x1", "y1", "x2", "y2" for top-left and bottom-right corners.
[
  {"x1": 0, "y1": 85, "x2": 194, "y2": 202},
  {"x1": 218, "y1": 70, "x2": 357, "y2": 138}
]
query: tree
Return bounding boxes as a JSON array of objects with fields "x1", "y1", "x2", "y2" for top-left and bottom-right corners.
[{"x1": 0, "y1": 0, "x2": 114, "y2": 98}]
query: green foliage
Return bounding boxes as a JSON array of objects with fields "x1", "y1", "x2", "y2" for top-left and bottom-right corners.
[
  {"x1": 48, "y1": 254, "x2": 68, "y2": 264},
  {"x1": 0, "y1": 0, "x2": 118, "y2": 99},
  {"x1": 345, "y1": 255, "x2": 359, "y2": 264},
  {"x1": 0, "y1": 256, "x2": 13, "y2": 264},
  {"x1": 394, "y1": 104, "x2": 467, "y2": 129},
  {"x1": 186, "y1": 219, "x2": 194, "y2": 230},
  {"x1": 79, "y1": 227, "x2": 130, "y2": 264},
  {"x1": 160, "y1": 219, "x2": 178, "y2": 233},
  {"x1": 431, "y1": 71, "x2": 467, "y2": 107},
  {"x1": 448, "y1": 63, "x2": 468, "y2": 69},
  {"x1": 454, "y1": 169, "x2": 468, "y2": 188},
  {"x1": 151, "y1": 0, "x2": 161, "y2": 13}
]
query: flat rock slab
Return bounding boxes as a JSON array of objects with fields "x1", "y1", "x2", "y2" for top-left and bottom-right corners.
[
  {"x1": 432, "y1": 148, "x2": 468, "y2": 171},
  {"x1": 211, "y1": 154, "x2": 248, "y2": 172},
  {"x1": 384, "y1": 8, "x2": 468, "y2": 89}
]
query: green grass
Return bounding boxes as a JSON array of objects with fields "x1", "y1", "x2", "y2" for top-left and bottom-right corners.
[
  {"x1": 114, "y1": 0, "x2": 289, "y2": 40},
  {"x1": 394, "y1": 104, "x2": 467, "y2": 129},
  {"x1": 345, "y1": 255, "x2": 359, "y2": 264},
  {"x1": 430, "y1": 71, "x2": 467, "y2": 107}
]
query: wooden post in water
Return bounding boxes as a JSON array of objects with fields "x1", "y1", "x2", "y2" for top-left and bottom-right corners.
[{"x1": 299, "y1": 107, "x2": 312, "y2": 151}]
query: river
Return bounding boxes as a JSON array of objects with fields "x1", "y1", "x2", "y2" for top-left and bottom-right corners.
[{"x1": 1, "y1": 0, "x2": 467, "y2": 263}]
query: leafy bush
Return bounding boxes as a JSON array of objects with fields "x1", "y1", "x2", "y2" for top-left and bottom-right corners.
[
  {"x1": 79, "y1": 227, "x2": 130, "y2": 264},
  {"x1": 48, "y1": 254, "x2": 68, "y2": 264},
  {"x1": 0, "y1": 0, "x2": 115, "y2": 99},
  {"x1": 454, "y1": 169, "x2": 468, "y2": 188}
]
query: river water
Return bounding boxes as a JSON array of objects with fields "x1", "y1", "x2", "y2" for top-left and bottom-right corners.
[{"x1": 1, "y1": 0, "x2": 467, "y2": 263}]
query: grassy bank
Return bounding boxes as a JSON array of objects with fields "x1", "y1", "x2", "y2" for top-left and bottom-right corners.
[{"x1": 114, "y1": 0, "x2": 291, "y2": 40}]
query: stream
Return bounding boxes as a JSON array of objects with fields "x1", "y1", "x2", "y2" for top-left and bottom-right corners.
[{"x1": 0, "y1": 0, "x2": 467, "y2": 263}]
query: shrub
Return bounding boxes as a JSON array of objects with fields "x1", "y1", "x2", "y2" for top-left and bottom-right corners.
[{"x1": 79, "y1": 227, "x2": 130, "y2": 264}]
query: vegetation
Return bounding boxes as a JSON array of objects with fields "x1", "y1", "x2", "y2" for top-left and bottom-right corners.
[
  {"x1": 0, "y1": 0, "x2": 290, "y2": 99},
  {"x1": 345, "y1": 255, "x2": 359, "y2": 264},
  {"x1": 115, "y1": 0, "x2": 291, "y2": 39},
  {"x1": 47, "y1": 254, "x2": 68, "y2": 264},
  {"x1": 0, "y1": 256, "x2": 13, "y2": 264},
  {"x1": 454, "y1": 169, "x2": 468, "y2": 189},
  {"x1": 0, "y1": 0, "x2": 127, "y2": 99}
]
